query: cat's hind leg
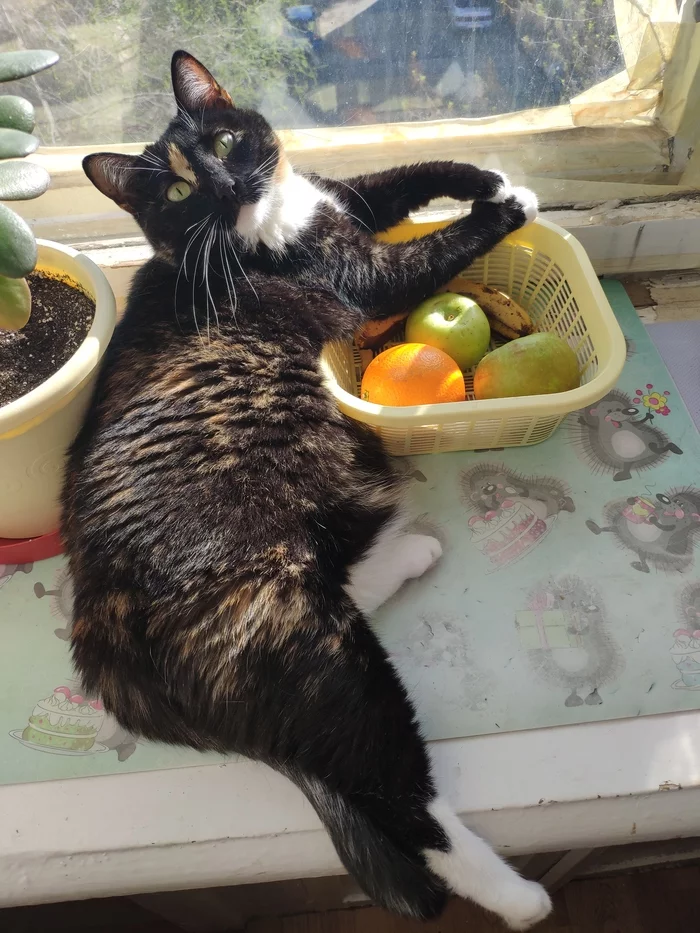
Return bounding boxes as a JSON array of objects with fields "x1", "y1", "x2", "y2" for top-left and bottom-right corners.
[
  {"x1": 424, "y1": 800, "x2": 552, "y2": 930},
  {"x1": 284, "y1": 616, "x2": 551, "y2": 930},
  {"x1": 345, "y1": 518, "x2": 442, "y2": 613}
]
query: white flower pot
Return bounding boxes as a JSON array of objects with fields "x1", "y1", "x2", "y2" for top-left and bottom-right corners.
[{"x1": 0, "y1": 240, "x2": 116, "y2": 539}]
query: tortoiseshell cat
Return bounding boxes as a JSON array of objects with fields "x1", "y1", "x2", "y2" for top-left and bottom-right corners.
[{"x1": 64, "y1": 51, "x2": 550, "y2": 930}]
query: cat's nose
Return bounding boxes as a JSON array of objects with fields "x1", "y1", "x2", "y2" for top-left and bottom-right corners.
[{"x1": 217, "y1": 181, "x2": 236, "y2": 202}]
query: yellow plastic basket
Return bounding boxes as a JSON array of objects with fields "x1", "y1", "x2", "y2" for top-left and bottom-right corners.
[{"x1": 320, "y1": 217, "x2": 626, "y2": 456}]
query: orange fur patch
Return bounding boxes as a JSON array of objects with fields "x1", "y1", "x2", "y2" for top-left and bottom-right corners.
[{"x1": 168, "y1": 143, "x2": 197, "y2": 184}]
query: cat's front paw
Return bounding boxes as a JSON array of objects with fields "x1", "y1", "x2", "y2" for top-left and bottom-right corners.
[
  {"x1": 400, "y1": 534, "x2": 443, "y2": 580},
  {"x1": 506, "y1": 186, "x2": 538, "y2": 226},
  {"x1": 470, "y1": 184, "x2": 538, "y2": 234},
  {"x1": 484, "y1": 170, "x2": 513, "y2": 204}
]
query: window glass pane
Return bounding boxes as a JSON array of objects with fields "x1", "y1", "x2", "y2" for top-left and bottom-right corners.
[{"x1": 2, "y1": 1, "x2": 626, "y2": 145}]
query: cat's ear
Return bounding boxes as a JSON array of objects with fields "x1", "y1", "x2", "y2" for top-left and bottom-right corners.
[
  {"x1": 171, "y1": 50, "x2": 234, "y2": 114},
  {"x1": 83, "y1": 153, "x2": 139, "y2": 214}
]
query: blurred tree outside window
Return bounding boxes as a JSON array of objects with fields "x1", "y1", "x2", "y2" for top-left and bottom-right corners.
[
  {"x1": 0, "y1": 0, "x2": 673, "y2": 143},
  {"x1": 2, "y1": 0, "x2": 699, "y2": 228}
]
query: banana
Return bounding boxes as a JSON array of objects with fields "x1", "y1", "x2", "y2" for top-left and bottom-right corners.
[
  {"x1": 442, "y1": 276, "x2": 533, "y2": 340},
  {"x1": 355, "y1": 311, "x2": 408, "y2": 350}
]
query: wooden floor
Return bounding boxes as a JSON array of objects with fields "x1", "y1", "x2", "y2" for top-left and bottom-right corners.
[
  {"x1": 2, "y1": 865, "x2": 699, "y2": 933},
  {"x1": 248, "y1": 865, "x2": 700, "y2": 933}
]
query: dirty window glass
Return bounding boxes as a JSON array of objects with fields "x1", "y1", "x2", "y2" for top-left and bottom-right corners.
[{"x1": 1, "y1": 1, "x2": 627, "y2": 145}]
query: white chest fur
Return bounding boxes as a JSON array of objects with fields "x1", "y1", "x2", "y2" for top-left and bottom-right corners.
[{"x1": 236, "y1": 170, "x2": 339, "y2": 252}]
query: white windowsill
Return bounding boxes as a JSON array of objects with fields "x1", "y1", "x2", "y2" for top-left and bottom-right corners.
[{"x1": 1, "y1": 710, "x2": 698, "y2": 907}]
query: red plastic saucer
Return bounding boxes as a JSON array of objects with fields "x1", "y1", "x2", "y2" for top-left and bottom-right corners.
[{"x1": 0, "y1": 530, "x2": 64, "y2": 564}]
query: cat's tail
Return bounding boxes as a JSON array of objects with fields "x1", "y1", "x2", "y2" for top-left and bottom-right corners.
[
  {"x1": 285, "y1": 769, "x2": 551, "y2": 930},
  {"x1": 276, "y1": 617, "x2": 552, "y2": 930},
  {"x1": 288, "y1": 769, "x2": 448, "y2": 920}
]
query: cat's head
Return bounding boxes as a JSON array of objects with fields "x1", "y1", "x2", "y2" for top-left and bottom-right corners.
[{"x1": 82, "y1": 51, "x2": 282, "y2": 262}]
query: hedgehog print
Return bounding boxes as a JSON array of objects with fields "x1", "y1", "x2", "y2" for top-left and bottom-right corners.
[
  {"x1": 587, "y1": 488, "x2": 700, "y2": 573},
  {"x1": 460, "y1": 462, "x2": 575, "y2": 571},
  {"x1": 34, "y1": 567, "x2": 74, "y2": 639},
  {"x1": 515, "y1": 576, "x2": 623, "y2": 708},
  {"x1": 677, "y1": 579, "x2": 700, "y2": 627},
  {"x1": 671, "y1": 581, "x2": 700, "y2": 690},
  {"x1": 570, "y1": 388, "x2": 683, "y2": 482}
]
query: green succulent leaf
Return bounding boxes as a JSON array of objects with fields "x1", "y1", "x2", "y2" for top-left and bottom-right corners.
[
  {"x1": 0, "y1": 95, "x2": 35, "y2": 133},
  {"x1": 0, "y1": 127, "x2": 39, "y2": 159},
  {"x1": 0, "y1": 274, "x2": 31, "y2": 331},
  {"x1": 0, "y1": 203, "x2": 37, "y2": 278},
  {"x1": 0, "y1": 50, "x2": 59, "y2": 84},
  {"x1": 0, "y1": 161, "x2": 50, "y2": 200}
]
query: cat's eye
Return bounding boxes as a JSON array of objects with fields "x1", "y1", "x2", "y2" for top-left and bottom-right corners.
[
  {"x1": 167, "y1": 180, "x2": 191, "y2": 202},
  {"x1": 213, "y1": 131, "x2": 234, "y2": 158}
]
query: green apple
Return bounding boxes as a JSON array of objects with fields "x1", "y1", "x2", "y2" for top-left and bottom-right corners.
[{"x1": 405, "y1": 292, "x2": 491, "y2": 370}]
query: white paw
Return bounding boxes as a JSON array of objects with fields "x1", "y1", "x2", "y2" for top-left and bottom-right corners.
[
  {"x1": 400, "y1": 534, "x2": 443, "y2": 580},
  {"x1": 498, "y1": 879, "x2": 552, "y2": 931},
  {"x1": 509, "y1": 186, "x2": 538, "y2": 225},
  {"x1": 486, "y1": 170, "x2": 513, "y2": 204}
]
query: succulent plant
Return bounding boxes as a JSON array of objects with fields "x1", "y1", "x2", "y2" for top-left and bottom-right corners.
[{"x1": 0, "y1": 49, "x2": 58, "y2": 332}]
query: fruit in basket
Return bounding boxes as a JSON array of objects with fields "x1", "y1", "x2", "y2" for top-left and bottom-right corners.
[
  {"x1": 405, "y1": 293, "x2": 490, "y2": 370},
  {"x1": 361, "y1": 343, "x2": 465, "y2": 406},
  {"x1": 355, "y1": 311, "x2": 409, "y2": 350},
  {"x1": 443, "y1": 277, "x2": 533, "y2": 341},
  {"x1": 473, "y1": 333, "x2": 580, "y2": 400}
]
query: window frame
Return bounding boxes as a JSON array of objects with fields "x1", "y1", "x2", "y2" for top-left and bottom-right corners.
[{"x1": 8, "y1": 6, "x2": 700, "y2": 273}]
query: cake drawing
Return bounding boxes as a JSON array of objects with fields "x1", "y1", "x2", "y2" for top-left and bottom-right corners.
[
  {"x1": 33, "y1": 569, "x2": 139, "y2": 760},
  {"x1": 12, "y1": 687, "x2": 108, "y2": 754},
  {"x1": 468, "y1": 501, "x2": 549, "y2": 569},
  {"x1": 460, "y1": 462, "x2": 574, "y2": 570}
]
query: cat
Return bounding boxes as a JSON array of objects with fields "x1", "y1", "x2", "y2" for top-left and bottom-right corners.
[{"x1": 63, "y1": 50, "x2": 550, "y2": 930}]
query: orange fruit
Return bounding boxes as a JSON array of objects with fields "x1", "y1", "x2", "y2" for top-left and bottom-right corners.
[{"x1": 361, "y1": 343, "x2": 465, "y2": 407}]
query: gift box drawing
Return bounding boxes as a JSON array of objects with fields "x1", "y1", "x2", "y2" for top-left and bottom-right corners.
[{"x1": 515, "y1": 592, "x2": 584, "y2": 650}]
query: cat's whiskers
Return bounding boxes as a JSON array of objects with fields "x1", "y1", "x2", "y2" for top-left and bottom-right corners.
[
  {"x1": 139, "y1": 151, "x2": 168, "y2": 170},
  {"x1": 122, "y1": 167, "x2": 167, "y2": 176},
  {"x1": 191, "y1": 218, "x2": 214, "y2": 341},
  {"x1": 185, "y1": 216, "x2": 208, "y2": 235},
  {"x1": 174, "y1": 214, "x2": 211, "y2": 339},
  {"x1": 202, "y1": 221, "x2": 220, "y2": 338},
  {"x1": 181, "y1": 214, "x2": 211, "y2": 283},
  {"x1": 225, "y1": 225, "x2": 259, "y2": 305},
  {"x1": 325, "y1": 178, "x2": 377, "y2": 230},
  {"x1": 176, "y1": 102, "x2": 198, "y2": 133},
  {"x1": 248, "y1": 150, "x2": 278, "y2": 181},
  {"x1": 217, "y1": 219, "x2": 238, "y2": 327}
]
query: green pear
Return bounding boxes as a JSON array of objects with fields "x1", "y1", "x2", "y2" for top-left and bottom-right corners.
[{"x1": 474, "y1": 333, "x2": 580, "y2": 399}]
